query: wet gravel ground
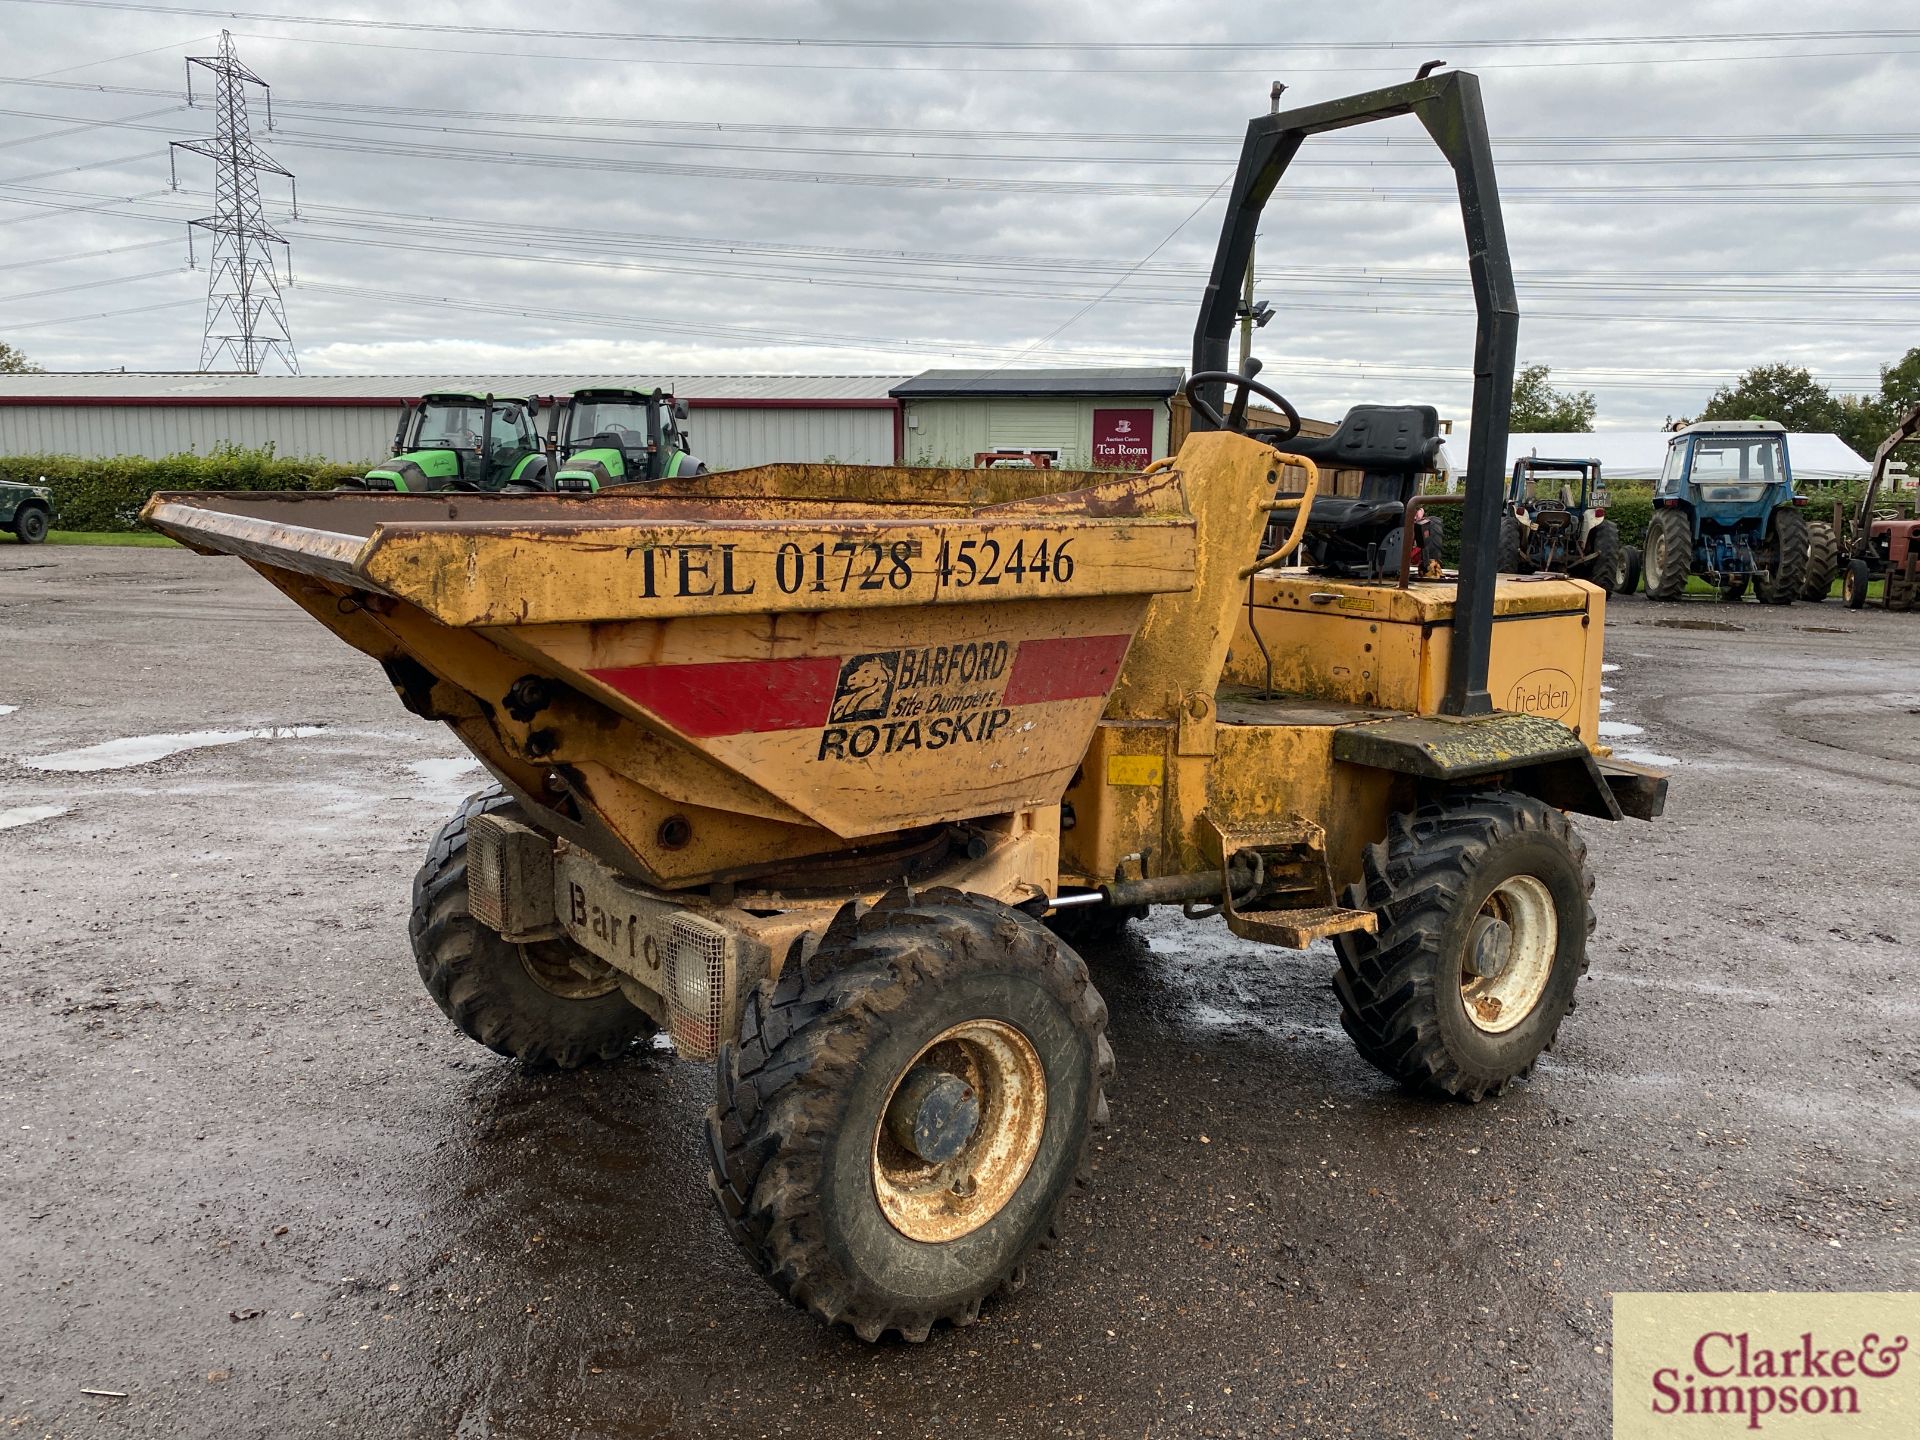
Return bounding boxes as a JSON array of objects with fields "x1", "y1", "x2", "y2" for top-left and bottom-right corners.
[{"x1": 2, "y1": 546, "x2": 1915, "y2": 1439}]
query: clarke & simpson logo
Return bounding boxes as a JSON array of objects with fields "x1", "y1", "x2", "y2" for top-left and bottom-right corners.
[{"x1": 1615, "y1": 1294, "x2": 1918, "y2": 1438}]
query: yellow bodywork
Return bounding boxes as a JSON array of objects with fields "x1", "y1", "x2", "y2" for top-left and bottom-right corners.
[{"x1": 144, "y1": 428, "x2": 1614, "y2": 948}]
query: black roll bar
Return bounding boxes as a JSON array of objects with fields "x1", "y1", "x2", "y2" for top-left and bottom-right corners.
[{"x1": 1191, "y1": 69, "x2": 1518, "y2": 718}]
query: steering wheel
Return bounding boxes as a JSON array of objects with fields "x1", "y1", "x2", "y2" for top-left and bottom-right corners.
[{"x1": 1184, "y1": 366, "x2": 1301, "y2": 443}]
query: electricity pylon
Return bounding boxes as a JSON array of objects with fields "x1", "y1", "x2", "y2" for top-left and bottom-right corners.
[{"x1": 169, "y1": 30, "x2": 299, "y2": 374}]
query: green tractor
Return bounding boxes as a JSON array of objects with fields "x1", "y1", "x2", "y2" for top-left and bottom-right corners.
[
  {"x1": 550, "y1": 387, "x2": 708, "y2": 492},
  {"x1": 347, "y1": 391, "x2": 550, "y2": 493}
]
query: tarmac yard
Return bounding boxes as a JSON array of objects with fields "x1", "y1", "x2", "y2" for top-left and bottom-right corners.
[{"x1": 2, "y1": 546, "x2": 1915, "y2": 1439}]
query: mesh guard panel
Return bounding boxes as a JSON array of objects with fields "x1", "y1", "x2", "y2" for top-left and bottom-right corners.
[
  {"x1": 466, "y1": 814, "x2": 509, "y2": 933},
  {"x1": 663, "y1": 914, "x2": 731, "y2": 1061}
]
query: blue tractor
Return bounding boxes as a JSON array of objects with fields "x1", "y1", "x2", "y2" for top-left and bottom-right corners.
[{"x1": 1640, "y1": 420, "x2": 1809, "y2": 603}]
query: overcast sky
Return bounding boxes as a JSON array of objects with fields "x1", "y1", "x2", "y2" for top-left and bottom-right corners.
[{"x1": 2, "y1": 0, "x2": 1916, "y2": 428}]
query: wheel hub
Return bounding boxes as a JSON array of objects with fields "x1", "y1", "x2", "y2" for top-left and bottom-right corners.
[
  {"x1": 1459, "y1": 875, "x2": 1558, "y2": 1034},
  {"x1": 871, "y1": 1019, "x2": 1047, "y2": 1243},
  {"x1": 884, "y1": 1066, "x2": 981, "y2": 1165},
  {"x1": 1465, "y1": 914, "x2": 1514, "y2": 980}
]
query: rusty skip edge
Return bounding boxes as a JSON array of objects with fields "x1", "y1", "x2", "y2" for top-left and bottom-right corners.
[{"x1": 141, "y1": 499, "x2": 376, "y2": 591}]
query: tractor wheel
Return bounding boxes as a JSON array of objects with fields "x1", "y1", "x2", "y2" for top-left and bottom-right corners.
[
  {"x1": 1801, "y1": 521, "x2": 1840, "y2": 601},
  {"x1": 1044, "y1": 900, "x2": 1146, "y2": 950},
  {"x1": 1719, "y1": 575, "x2": 1750, "y2": 602},
  {"x1": 1618, "y1": 545, "x2": 1644, "y2": 596},
  {"x1": 707, "y1": 888, "x2": 1112, "y2": 1343},
  {"x1": 1333, "y1": 792, "x2": 1594, "y2": 1103},
  {"x1": 1582, "y1": 521, "x2": 1623, "y2": 594},
  {"x1": 1496, "y1": 513, "x2": 1525, "y2": 575},
  {"x1": 410, "y1": 786, "x2": 657, "y2": 1067},
  {"x1": 12, "y1": 504, "x2": 49, "y2": 544},
  {"x1": 1843, "y1": 559, "x2": 1872, "y2": 610},
  {"x1": 1642, "y1": 508, "x2": 1691, "y2": 601},
  {"x1": 1754, "y1": 508, "x2": 1807, "y2": 605}
]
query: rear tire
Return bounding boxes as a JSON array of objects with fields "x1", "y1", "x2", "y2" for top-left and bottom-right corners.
[
  {"x1": 1801, "y1": 521, "x2": 1839, "y2": 601},
  {"x1": 707, "y1": 888, "x2": 1111, "y2": 1342},
  {"x1": 410, "y1": 786, "x2": 656, "y2": 1067},
  {"x1": 1753, "y1": 507, "x2": 1806, "y2": 605},
  {"x1": 1643, "y1": 508, "x2": 1691, "y2": 601},
  {"x1": 1044, "y1": 900, "x2": 1145, "y2": 950},
  {"x1": 1890, "y1": 569, "x2": 1918, "y2": 613},
  {"x1": 12, "y1": 505, "x2": 48, "y2": 544},
  {"x1": 1497, "y1": 512, "x2": 1525, "y2": 574},
  {"x1": 1333, "y1": 793, "x2": 1594, "y2": 1102},
  {"x1": 1580, "y1": 520, "x2": 1622, "y2": 594},
  {"x1": 1618, "y1": 544, "x2": 1643, "y2": 596}
]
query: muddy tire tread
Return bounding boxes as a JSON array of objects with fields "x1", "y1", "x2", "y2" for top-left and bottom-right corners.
[
  {"x1": 410, "y1": 785, "x2": 652, "y2": 1069},
  {"x1": 1332, "y1": 794, "x2": 1595, "y2": 1103},
  {"x1": 705, "y1": 888, "x2": 1112, "y2": 1343}
]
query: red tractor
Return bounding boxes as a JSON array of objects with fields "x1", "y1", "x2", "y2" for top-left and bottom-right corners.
[{"x1": 1842, "y1": 403, "x2": 1920, "y2": 610}]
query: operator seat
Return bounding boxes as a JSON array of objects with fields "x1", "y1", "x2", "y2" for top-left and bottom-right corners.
[{"x1": 1272, "y1": 404, "x2": 1443, "y2": 577}]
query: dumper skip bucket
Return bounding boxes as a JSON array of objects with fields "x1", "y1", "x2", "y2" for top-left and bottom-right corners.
[{"x1": 144, "y1": 462, "x2": 1198, "y2": 887}]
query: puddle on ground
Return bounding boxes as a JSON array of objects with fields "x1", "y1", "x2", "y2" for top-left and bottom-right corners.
[
  {"x1": 1601, "y1": 662, "x2": 1621, "y2": 674},
  {"x1": 1597, "y1": 720, "x2": 1644, "y2": 738},
  {"x1": 21, "y1": 725, "x2": 327, "y2": 773},
  {"x1": 0, "y1": 704, "x2": 17, "y2": 716},
  {"x1": 1617, "y1": 748, "x2": 1680, "y2": 766},
  {"x1": 407, "y1": 757, "x2": 483, "y2": 789},
  {"x1": 0, "y1": 803, "x2": 69, "y2": 832}
]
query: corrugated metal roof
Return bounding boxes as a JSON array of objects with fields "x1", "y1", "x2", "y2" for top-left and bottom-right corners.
[
  {"x1": 891, "y1": 367, "x2": 1185, "y2": 399},
  {"x1": 0, "y1": 372, "x2": 908, "y2": 402}
]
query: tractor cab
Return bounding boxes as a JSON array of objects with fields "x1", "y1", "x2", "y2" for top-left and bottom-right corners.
[
  {"x1": 1642, "y1": 420, "x2": 1806, "y2": 602},
  {"x1": 353, "y1": 392, "x2": 549, "y2": 493},
  {"x1": 551, "y1": 388, "x2": 708, "y2": 492}
]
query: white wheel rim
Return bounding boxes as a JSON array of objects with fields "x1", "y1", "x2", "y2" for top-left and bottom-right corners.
[{"x1": 1460, "y1": 875, "x2": 1558, "y2": 1034}]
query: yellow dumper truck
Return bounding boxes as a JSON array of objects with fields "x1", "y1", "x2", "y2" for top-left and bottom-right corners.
[{"x1": 145, "y1": 70, "x2": 1663, "y2": 1343}]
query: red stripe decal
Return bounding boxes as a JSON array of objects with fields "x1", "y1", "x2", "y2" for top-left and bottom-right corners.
[
  {"x1": 1001, "y1": 633, "x2": 1134, "y2": 706},
  {"x1": 589, "y1": 656, "x2": 841, "y2": 738}
]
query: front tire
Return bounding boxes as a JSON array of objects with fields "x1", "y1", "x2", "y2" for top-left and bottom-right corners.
[
  {"x1": 1843, "y1": 558, "x2": 1871, "y2": 609},
  {"x1": 410, "y1": 786, "x2": 656, "y2": 1067},
  {"x1": 12, "y1": 505, "x2": 48, "y2": 544},
  {"x1": 707, "y1": 888, "x2": 1112, "y2": 1342},
  {"x1": 1801, "y1": 521, "x2": 1839, "y2": 601},
  {"x1": 1753, "y1": 507, "x2": 1806, "y2": 605},
  {"x1": 1333, "y1": 793, "x2": 1594, "y2": 1102},
  {"x1": 1643, "y1": 508, "x2": 1691, "y2": 601}
]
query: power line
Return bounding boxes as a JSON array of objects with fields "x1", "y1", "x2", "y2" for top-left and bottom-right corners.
[{"x1": 8, "y1": 3, "x2": 1919, "y2": 53}]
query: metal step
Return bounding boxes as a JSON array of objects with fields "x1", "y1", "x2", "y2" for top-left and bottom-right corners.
[{"x1": 1225, "y1": 904, "x2": 1377, "y2": 948}]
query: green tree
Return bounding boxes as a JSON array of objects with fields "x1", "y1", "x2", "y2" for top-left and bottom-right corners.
[
  {"x1": 0, "y1": 341, "x2": 40, "y2": 374},
  {"x1": 1698, "y1": 363, "x2": 1841, "y2": 431},
  {"x1": 1509, "y1": 362, "x2": 1596, "y2": 431},
  {"x1": 1835, "y1": 393, "x2": 1890, "y2": 462},
  {"x1": 1879, "y1": 347, "x2": 1920, "y2": 415}
]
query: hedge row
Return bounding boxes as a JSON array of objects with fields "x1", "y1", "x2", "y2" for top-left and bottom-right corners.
[{"x1": 5, "y1": 445, "x2": 363, "y2": 532}]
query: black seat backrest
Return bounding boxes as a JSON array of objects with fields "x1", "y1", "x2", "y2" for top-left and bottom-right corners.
[{"x1": 1274, "y1": 404, "x2": 1442, "y2": 478}]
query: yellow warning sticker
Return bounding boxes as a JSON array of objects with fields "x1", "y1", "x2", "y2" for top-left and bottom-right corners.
[{"x1": 1106, "y1": 754, "x2": 1165, "y2": 787}]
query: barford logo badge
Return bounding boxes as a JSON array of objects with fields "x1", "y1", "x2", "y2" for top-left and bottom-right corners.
[
  {"x1": 1615, "y1": 1293, "x2": 1918, "y2": 1438},
  {"x1": 827, "y1": 652, "x2": 897, "y2": 723}
]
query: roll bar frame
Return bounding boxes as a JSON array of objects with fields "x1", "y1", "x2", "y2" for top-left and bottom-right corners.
[{"x1": 1191, "y1": 69, "x2": 1518, "y2": 718}]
